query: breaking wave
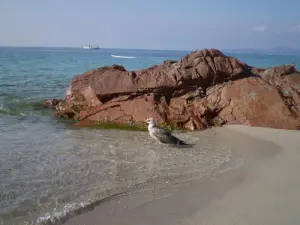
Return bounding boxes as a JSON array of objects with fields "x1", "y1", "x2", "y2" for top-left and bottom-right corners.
[
  {"x1": 35, "y1": 192, "x2": 123, "y2": 225},
  {"x1": 0, "y1": 92, "x2": 48, "y2": 116}
]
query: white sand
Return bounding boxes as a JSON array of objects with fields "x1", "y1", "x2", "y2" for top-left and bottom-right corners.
[
  {"x1": 191, "y1": 125, "x2": 300, "y2": 225},
  {"x1": 65, "y1": 125, "x2": 300, "y2": 225}
]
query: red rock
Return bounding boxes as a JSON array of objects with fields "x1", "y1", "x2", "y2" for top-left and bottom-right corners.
[
  {"x1": 73, "y1": 119, "x2": 97, "y2": 127},
  {"x1": 48, "y1": 49, "x2": 300, "y2": 130},
  {"x1": 194, "y1": 77, "x2": 300, "y2": 130},
  {"x1": 252, "y1": 65, "x2": 300, "y2": 118},
  {"x1": 43, "y1": 98, "x2": 61, "y2": 109}
]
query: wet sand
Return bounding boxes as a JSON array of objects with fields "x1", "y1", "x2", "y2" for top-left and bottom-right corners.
[{"x1": 65, "y1": 125, "x2": 300, "y2": 225}]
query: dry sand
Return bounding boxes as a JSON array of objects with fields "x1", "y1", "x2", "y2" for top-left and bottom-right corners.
[{"x1": 65, "y1": 125, "x2": 300, "y2": 225}]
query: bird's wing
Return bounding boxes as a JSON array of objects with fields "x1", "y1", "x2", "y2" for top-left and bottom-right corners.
[{"x1": 152, "y1": 127, "x2": 181, "y2": 144}]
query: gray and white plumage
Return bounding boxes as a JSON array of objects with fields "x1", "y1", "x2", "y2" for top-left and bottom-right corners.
[{"x1": 145, "y1": 118, "x2": 188, "y2": 145}]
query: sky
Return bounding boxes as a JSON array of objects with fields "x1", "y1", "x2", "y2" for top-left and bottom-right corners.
[{"x1": 0, "y1": 0, "x2": 300, "y2": 50}]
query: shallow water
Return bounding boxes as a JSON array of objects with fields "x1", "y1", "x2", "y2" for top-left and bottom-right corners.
[
  {"x1": 0, "y1": 116, "x2": 239, "y2": 224},
  {"x1": 0, "y1": 47, "x2": 299, "y2": 224}
]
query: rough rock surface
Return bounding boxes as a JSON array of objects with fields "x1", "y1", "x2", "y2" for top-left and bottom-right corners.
[
  {"x1": 252, "y1": 65, "x2": 300, "y2": 118},
  {"x1": 45, "y1": 49, "x2": 300, "y2": 130},
  {"x1": 43, "y1": 99, "x2": 61, "y2": 109}
]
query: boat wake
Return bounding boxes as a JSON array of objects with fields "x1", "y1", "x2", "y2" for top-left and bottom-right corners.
[{"x1": 111, "y1": 54, "x2": 137, "y2": 59}]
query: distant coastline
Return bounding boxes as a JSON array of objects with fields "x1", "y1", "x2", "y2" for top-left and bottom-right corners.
[{"x1": 222, "y1": 47, "x2": 300, "y2": 56}]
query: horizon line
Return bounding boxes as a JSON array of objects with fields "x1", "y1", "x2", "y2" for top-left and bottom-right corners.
[
  {"x1": 0, "y1": 44, "x2": 193, "y2": 52},
  {"x1": 1, "y1": 45, "x2": 300, "y2": 53}
]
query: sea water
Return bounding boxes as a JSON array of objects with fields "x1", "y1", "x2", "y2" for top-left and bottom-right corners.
[{"x1": 0, "y1": 47, "x2": 299, "y2": 224}]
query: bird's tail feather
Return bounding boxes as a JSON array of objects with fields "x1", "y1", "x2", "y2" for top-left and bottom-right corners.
[
  {"x1": 176, "y1": 138, "x2": 192, "y2": 146},
  {"x1": 174, "y1": 139, "x2": 194, "y2": 148},
  {"x1": 179, "y1": 140, "x2": 189, "y2": 145}
]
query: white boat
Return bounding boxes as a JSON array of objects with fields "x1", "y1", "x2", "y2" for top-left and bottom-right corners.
[
  {"x1": 83, "y1": 45, "x2": 100, "y2": 50},
  {"x1": 111, "y1": 54, "x2": 137, "y2": 59}
]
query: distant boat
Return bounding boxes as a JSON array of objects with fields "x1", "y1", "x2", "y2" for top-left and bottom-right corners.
[
  {"x1": 111, "y1": 54, "x2": 137, "y2": 59},
  {"x1": 82, "y1": 45, "x2": 100, "y2": 50}
]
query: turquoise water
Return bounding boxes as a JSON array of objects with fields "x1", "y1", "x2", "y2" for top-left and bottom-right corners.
[{"x1": 0, "y1": 47, "x2": 299, "y2": 224}]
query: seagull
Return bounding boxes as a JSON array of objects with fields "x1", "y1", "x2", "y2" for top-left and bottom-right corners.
[{"x1": 145, "y1": 118, "x2": 189, "y2": 145}]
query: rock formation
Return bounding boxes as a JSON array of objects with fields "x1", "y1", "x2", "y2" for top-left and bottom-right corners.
[{"x1": 44, "y1": 49, "x2": 300, "y2": 130}]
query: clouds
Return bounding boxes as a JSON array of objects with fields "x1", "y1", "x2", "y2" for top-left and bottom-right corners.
[
  {"x1": 253, "y1": 25, "x2": 268, "y2": 32},
  {"x1": 290, "y1": 24, "x2": 300, "y2": 34},
  {"x1": 252, "y1": 24, "x2": 300, "y2": 35}
]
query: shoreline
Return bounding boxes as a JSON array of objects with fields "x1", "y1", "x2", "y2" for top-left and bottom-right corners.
[{"x1": 64, "y1": 125, "x2": 300, "y2": 225}]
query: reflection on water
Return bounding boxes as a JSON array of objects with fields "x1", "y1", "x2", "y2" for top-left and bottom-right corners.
[{"x1": 0, "y1": 117, "x2": 240, "y2": 224}]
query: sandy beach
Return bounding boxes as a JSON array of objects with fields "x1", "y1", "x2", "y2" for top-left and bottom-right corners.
[{"x1": 65, "y1": 125, "x2": 300, "y2": 225}]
